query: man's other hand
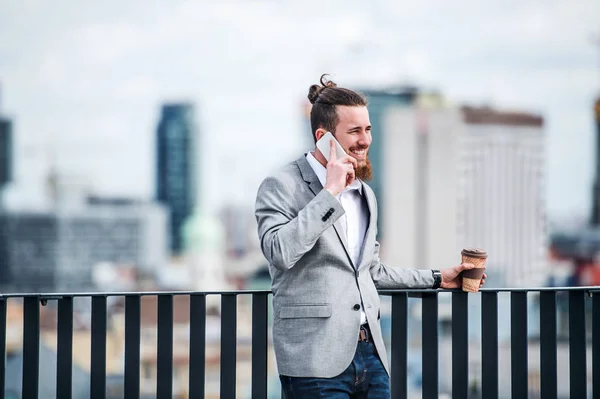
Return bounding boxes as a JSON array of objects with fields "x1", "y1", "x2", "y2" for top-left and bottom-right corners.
[{"x1": 440, "y1": 263, "x2": 486, "y2": 289}]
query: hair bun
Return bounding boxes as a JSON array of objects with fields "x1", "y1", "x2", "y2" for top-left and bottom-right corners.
[
  {"x1": 307, "y1": 74, "x2": 337, "y2": 104},
  {"x1": 307, "y1": 84, "x2": 322, "y2": 104}
]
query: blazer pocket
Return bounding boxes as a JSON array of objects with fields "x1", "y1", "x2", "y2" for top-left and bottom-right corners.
[{"x1": 280, "y1": 304, "x2": 332, "y2": 319}]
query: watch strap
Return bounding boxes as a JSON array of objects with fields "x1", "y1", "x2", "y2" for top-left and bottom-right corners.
[{"x1": 432, "y1": 269, "x2": 442, "y2": 289}]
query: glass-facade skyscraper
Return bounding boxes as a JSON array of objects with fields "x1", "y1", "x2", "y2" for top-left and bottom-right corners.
[
  {"x1": 0, "y1": 116, "x2": 12, "y2": 189},
  {"x1": 156, "y1": 103, "x2": 197, "y2": 254}
]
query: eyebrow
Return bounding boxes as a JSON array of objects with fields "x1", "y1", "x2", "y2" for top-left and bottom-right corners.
[{"x1": 348, "y1": 125, "x2": 371, "y2": 131}]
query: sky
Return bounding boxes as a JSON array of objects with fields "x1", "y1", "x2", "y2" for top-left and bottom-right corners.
[{"x1": 0, "y1": 0, "x2": 599, "y2": 220}]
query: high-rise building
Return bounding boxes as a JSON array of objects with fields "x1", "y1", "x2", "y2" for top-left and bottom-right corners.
[
  {"x1": 369, "y1": 91, "x2": 461, "y2": 272},
  {"x1": 591, "y1": 98, "x2": 600, "y2": 225},
  {"x1": 156, "y1": 103, "x2": 197, "y2": 254},
  {"x1": 360, "y1": 88, "x2": 418, "y2": 238},
  {"x1": 360, "y1": 89, "x2": 547, "y2": 286},
  {"x1": 458, "y1": 106, "x2": 546, "y2": 286},
  {"x1": 0, "y1": 112, "x2": 12, "y2": 190}
]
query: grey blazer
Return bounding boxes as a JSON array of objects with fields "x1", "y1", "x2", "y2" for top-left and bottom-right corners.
[{"x1": 255, "y1": 154, "x2": 434, "y2": 378}]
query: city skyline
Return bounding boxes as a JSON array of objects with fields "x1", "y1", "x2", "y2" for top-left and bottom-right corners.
[{"x1": 0, "y1": 0, "x2": 598, "y2": 220}]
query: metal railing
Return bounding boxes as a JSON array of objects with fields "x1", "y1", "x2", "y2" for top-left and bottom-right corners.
[{"x1": 0, "y1": 286, "x2": 597, "y2": 398}]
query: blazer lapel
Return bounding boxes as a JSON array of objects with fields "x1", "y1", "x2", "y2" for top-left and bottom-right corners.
[
  {"x1": 296, "y1": 154, "x2": 323, "y2": 197},
  {"x1": 296, "y1": 155, "x2": 353, "y2": 266},
  {"x1": 358, "y1": 181, "x2": 377, "y2": 271}
]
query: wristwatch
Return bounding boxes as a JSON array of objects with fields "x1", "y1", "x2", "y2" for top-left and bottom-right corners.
[{"x1": 431, "y1": 270, "x2": 442, "y2": 289}]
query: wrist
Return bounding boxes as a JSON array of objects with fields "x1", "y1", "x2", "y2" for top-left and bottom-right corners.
[
  {"x1": 431, "y1": 269, "x2": 442, "y2": 289},
  {"x1": 324, "y1": 186, "x2": 341, "y2": 197}
]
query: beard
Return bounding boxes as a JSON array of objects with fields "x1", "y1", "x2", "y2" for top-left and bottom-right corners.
[{"x1": 355, "y1": 157, "x2": 373, "y2": 181}]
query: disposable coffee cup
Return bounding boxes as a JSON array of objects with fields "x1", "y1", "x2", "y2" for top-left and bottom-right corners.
[{"x1": 461, "y1": 248, "x2": 487, "y2": 293}]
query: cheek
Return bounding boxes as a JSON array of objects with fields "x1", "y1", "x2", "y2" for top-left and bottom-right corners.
[{"x1": 340, "y1": 140, "x2": 353, "y2": 150}]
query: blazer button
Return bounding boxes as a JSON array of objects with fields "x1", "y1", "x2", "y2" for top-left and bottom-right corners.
[
  {"x1": 353, "y1": 304, "x2": 361, "y2": 311},
  {"x1": 322, "y1": 208, "x2": 334, "y2": 222}
]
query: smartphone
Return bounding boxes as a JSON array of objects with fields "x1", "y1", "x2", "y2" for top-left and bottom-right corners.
[{"x1": 316, "y1": 131, "x2": 346, "y2": 162}]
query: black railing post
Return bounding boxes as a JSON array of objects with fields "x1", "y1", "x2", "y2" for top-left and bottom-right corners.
[
  {"x1": 569, "y1": 290, "x2": 587, "y2": 398},
  {"x1": 22, "y1": 297, "x2": 40, "y2": 399},
  {"x1": 422, "y1": 292, "x2": 438, "y2": 399},
  {"x1": 594, "y1": 291, "x2": 600, "y2": 399},
  {"x1": 0, "y1": 298, "x2": 6, "y2": 399},
  {"x1": 481, "y1": 291, "x2": 498, "y2": 399},
  {"x1": 252, "y1": 293, "x2": 269, "y2": 399},
  {"x1": 124, "y1": 295, "x2": 141, "y2": 399},
  {"x1": 189, "y1": 294, "x2": 207, "y2": 399},
  {"x1": 221, "y1": 294, "x2": 237, "y2": 399},
  {"x1": 57, "y1": 296, "x2": 74, "y2": 399},
  {"x1": 391, "y1": 293, "x2": 408, "y2": 399},
  {"x1": 452, "y1": 292, "x2": 468, "y2": 399},
  {"x1": 91, "y1": 296, "x2": 107, "y2": 399},
  {"x1": 157, "y1": 294, "x2": 174, "y2": 399},
  {"x1": 540, "y1": 291, "x2": 557, "y2": 399},
  {"x1": 511, "y1": 292, "x2": 528, "y2": 397}
]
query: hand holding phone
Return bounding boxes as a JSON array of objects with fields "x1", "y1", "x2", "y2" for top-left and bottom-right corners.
[
  {"x1": 316, "y1": 131, "x2": 346, "y2": 162},
  {"x1": 316, "y1": 132, "x2": 357, "y2": 196}
]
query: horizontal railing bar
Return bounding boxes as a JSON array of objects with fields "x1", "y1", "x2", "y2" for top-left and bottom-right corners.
[
  {"x1": 0, "y1": 290, "x2": 272, "y2": 298},
  {"x1": 380, "y1": 286, "x2": 600, "y2": 294},
  {"x1": 0, "y1": 286, "x2": 597, "y2": 299}
]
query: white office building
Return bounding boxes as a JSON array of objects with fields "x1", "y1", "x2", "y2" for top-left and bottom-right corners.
[
  {"x1": 457, "y1": 107, "x2": 547, "y2": 287},
  {"x1": 378, "y1": 97, "x2": 462, "y2": 273},
  {"x1": 371, "y1": 92, "x2": 547, "y2": 287}
]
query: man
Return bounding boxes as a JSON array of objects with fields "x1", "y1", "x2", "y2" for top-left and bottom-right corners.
[{"x1": 254, "y1": 75, "x2": 485, "y2": 398}]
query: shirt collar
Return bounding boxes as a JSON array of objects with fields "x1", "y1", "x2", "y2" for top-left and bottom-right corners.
[{"x1": 305, "y1": 152, "x2": 363, "y2": 194}]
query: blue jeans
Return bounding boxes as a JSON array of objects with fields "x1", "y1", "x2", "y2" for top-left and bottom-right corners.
[{"x1": 279, "y1": 340, "x2": 390, "y2": 398}]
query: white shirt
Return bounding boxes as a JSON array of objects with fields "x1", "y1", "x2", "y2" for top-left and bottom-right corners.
[{"x1": 306, "y1": 152, "x2": 369, "y2": 325}]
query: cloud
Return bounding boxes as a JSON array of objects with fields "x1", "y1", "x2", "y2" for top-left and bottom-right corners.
[{"x1": 0, "y1": 0, "x2": 599, "y2": 214}]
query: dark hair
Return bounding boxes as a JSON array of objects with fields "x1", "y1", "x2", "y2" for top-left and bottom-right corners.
[{"x1": 307, "y1": 74, "x2": 367, "y2": 143}]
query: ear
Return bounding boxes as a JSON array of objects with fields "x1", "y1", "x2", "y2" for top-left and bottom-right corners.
[{"x1": 315, "y1": 128, "x2": 327, "y2": 142}]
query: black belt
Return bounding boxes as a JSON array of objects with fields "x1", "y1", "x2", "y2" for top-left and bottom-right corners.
[{"x1": 358, "y1": 324, "x2": 371, "y2": 342}]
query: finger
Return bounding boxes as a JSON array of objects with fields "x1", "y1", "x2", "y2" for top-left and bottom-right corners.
[
  {"x1": 461, "y1": 263, "x2": 475, "y2": 270},
  {"x1": 482, "y1": 273, "x2": 487, "y2": 279},
  {"x1": 329, "y1": 139, "x2": 336, "y2": 162},
  {"x1": 346, "y1": 166, "x2": 356, "y2": 185},
  {"x1": 344, "y1": 155, "x2": 358, "y2": 169},
  {"x1": 346, "y1": 164, "x2": 356, "y2": 176}
]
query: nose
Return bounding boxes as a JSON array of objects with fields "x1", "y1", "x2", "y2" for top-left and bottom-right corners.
[{"x1": 357, "y1": 131, "x2": 371, "y2": 146}]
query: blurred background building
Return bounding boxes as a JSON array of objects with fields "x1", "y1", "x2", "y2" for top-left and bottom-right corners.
[
  {"x1": 590, "y1": 97, "x2": 600, "y2": 225},
  {"x1": 339, "y1": 88, "x2": 548, "y2": 288},
  {"x1": 548, "y1": 96, "x2": 600, "y2": 287},
  {"x1": 0, "y1": 199, "x2": 168, "y2": 293},
  {"x1": 156, "y1": 103, "x2": 197, "y2": 255},
  {"x1": 363, "y1": 88, "x2": 461, "y2": 276},
  {"x1": 458, "y1": 106, "x2": 546, "y2": 287},
  {"x1": 0, "y1": 95, "x2": 12, "y2": 209}
]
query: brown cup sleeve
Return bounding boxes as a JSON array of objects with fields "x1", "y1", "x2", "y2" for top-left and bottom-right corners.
[{"x1": 461, "y1": 268, "x2": 486, "y2": 279}]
